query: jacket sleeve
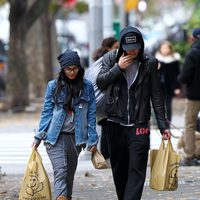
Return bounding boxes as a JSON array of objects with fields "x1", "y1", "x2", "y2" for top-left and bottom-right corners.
[
  {"x1": 87, "y1": 82, "x2": 98, "y2": 146},
  {"x1": 150, "y1": 58, "x2": 168, "y2": 133},
  {"x1": 178, "y1": 50, "x2": 195, "y2": 84},
  {"x1": 35, "y1": 81, "x2": 55, "y2": 140},
  {"x1": 96, "y1": 51, "x2": 123, "y2": 90}
]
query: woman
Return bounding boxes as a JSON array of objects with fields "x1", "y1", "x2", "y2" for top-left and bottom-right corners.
[
  {"x1": 93, "y1": 37, "x2": 118, "y2": 62},
  {"x1": 155, "y1": 40, "x2": 181, "y2": 124},
  {"x1": 93, "y1": 37, "x2": 118, "y2": 161},
  {"x1": 32, "y1": 49, "x2": 98, "y2": 200}
]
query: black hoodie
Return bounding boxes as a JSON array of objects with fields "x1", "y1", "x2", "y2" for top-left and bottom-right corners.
[{"x1": 116, "y1": 26, "x2": 145, "y2": 62}]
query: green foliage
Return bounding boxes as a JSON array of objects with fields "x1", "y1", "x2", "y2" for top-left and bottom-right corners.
[
  {"x1": 185, "y1": 0, "x2": 200, "y2": 31},
  {"x1": 172, "y1": 42, "x2": 190, "y2": 65},
  {"x1": 189, "y1": 10, "x2": 200, "y2": 28},
  {"x1": 49, "y1": 0, "x2": 60, "y2": 14},
  {"x1": 75, "y1": 1, "x2": 88, "y2": 14},
  {"x1": 171, "y1": 0, "x2": 200, "y2": 65},
  {"x1": 0, "y1": 0, "x2": 7, "y2": 6},
  {"x1": 188, "y1": 0, "x2": 200, "y2": 5}
]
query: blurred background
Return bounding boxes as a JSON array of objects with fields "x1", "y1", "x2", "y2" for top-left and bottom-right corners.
[{"x1": 0, "y1": 0, "x2": 199, "y2": 112}]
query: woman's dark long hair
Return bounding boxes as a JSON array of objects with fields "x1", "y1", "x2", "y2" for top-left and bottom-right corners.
[
  {"x1": 53, "y1": 67, "x2": 85, "y2": 110},
  {"x1": 93, "y1": 37, "x2": 118, "y2": 61}
]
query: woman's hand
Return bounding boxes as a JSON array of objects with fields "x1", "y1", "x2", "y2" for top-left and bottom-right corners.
[
  {"x1": 88, "y1": 145, "x2": 97, "y2": 153},
  {"x1": 162, "y1": 129, "x2": 171, "y2": 140},
  {"x1": 32, "y1": 138, "x2": 41, "y2": 150}
]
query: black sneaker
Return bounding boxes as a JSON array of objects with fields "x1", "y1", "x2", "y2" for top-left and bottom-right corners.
[{"x1": 180, "y1": 158, "x2": 200, "y2": 166}]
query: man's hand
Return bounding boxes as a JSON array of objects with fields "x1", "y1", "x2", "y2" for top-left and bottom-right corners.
[
  {"x1": 118, "y1": 53, "x2": 134, "y2": 69},
  {"x1": 162, "y1": 129, "x2": 171, "y2": 140}
]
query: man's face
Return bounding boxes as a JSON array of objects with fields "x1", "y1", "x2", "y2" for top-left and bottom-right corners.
[{"x1": 125, "y1": 49, "x2": 140, "y2": 60}]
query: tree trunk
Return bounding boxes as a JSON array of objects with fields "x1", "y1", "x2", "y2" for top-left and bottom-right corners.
[
  {"x1": 41, "y1": 10, "x2": 54, "y2": 84},
  {"x1": 5, "y1": 0, "x2": 51, "y2": 111},
  {"x1": 25, "y1": 10, "x2": 57, "y2": 100},
  {"x1": 7, "y1": 18, "x2": 29, "y2": 111},
  {"x1": 25, "y1": 19, "x2": 45, "y2": 99}
]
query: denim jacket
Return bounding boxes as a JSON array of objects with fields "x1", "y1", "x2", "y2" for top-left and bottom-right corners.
[{"x1": 34, "y1": 78, "x2": 98, "y2": 147}]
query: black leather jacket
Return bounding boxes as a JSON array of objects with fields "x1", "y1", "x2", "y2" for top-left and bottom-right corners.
[
  {"x1": 96, "y1": 49, "x2": 168, "y2": 133},
  {"x1": 179, "y1": 38, "x2": 200, "y2": 100}
]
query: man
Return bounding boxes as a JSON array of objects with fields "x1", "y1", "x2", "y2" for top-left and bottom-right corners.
[
  {"x1": 96, "y1": 26, "x2": 171, "y2": 200},
  {"x1": 179, "y1": 27, "x2": 200, "y2": 166}
]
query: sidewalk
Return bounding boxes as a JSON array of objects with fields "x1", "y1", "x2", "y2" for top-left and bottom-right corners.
[{"x1": 1, "y1": 165, "x2": 200, "y2": 200}]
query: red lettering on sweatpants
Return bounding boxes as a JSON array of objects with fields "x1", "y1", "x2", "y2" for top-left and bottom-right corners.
[{"x1": 136, "y1": 128, "x2": 149, "y2": 135}]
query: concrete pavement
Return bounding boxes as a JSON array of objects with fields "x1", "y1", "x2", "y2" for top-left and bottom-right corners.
[{"x1": 1, "y1": 164, "x2": 200, "y2": 200}]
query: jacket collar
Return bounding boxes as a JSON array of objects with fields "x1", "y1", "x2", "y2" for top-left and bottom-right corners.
[{"x1": 135, "y1": 55, "x2": 151, "y2": 88}]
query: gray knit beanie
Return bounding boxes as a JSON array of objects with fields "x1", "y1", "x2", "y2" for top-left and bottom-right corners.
[{"x1": 57, "y1": 49, "x2": 81, "y2": 69}]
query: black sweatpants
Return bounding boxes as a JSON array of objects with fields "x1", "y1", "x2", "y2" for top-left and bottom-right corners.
[
  {"x1": 107, "y1": 121, "x2": 150, "y2": 200},
  {"x1": 100, "y1": 118, "x2": 109, "y2": 159}
]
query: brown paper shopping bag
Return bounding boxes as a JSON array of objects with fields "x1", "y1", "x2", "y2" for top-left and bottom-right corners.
[
  {"x1": 91, "y1": 149, "x2": 108, "y2": 169},
  {"x1": 18, "y1": 149, "x2": 52, "y2": 200},
  {"x1": 149, "y1": 139, "x2": 179, "y2": 191}
]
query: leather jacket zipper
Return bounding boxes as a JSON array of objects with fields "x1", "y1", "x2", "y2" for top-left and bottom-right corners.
[{"x1": 127, "y1": 89, "x2": 130, "y2": 124}]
